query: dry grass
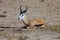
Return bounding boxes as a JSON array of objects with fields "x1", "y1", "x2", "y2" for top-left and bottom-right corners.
[{"x1": 46, "y1": 25, "x2": 60, "y2": 33}]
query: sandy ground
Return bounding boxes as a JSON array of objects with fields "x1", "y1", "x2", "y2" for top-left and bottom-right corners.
[{"x1": 0, "y1": 0, "x2": 60, "y2": 40}]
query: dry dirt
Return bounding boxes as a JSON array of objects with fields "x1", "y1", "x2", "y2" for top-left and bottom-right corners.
[{"x1": 0, "y1": 0, "x2": 60, "y2": 40}]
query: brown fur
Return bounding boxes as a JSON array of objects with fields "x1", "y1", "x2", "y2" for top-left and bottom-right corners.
[
  {"x1": 22, "y1": 16, "x2": 45, "y2": 29},
  {"x1": 29, "y1": 18, "x2": 45, "y2": 28}
]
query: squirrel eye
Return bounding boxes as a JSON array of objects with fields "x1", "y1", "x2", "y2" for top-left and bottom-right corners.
[{"x1": 22, "y1": 15, "x2": 23, "y2": 16}]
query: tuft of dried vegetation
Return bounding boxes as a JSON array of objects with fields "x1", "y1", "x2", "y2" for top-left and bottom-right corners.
[
  {"x1": 0, "y1": 0, "x2": 2, "y2": 3},
  {"x1": 0, "y1": 14, "x2": 6, "y2": 17},
  {"x1": 40, "y1": 0, "x2": 44, "y2": 2},
  {"x1": 3, "y1": 11, "x2": 7, "y2": 14}
]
